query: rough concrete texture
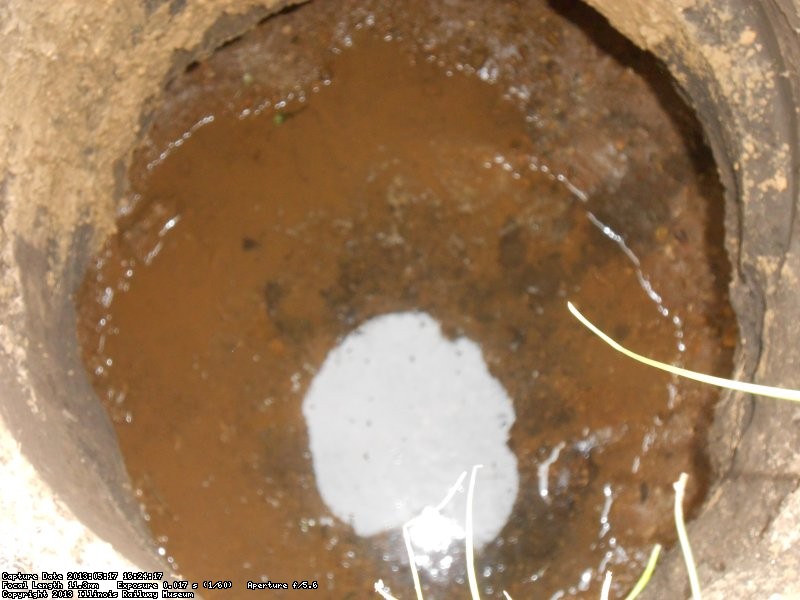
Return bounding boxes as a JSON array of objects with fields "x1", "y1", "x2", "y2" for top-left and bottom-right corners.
[
  {"x1": 583, "y1": 0, "x2": 800, "y2": 597},
  {"x1": 0, "y1": 0, "x2": 797, "y2": 596},
  {"x1": 0, "y1": 425, "x2": 139, "y2": 573},
  {"x1": 0, "y1": 0, "x2": 293, "y2": 572}
]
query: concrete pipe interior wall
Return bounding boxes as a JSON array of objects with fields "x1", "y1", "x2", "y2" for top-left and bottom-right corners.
[{"x1": 1, "y1": 0, "x2": 798, "y2": 595}]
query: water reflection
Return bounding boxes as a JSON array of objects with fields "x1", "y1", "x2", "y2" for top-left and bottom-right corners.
[{"x1": 302, "y1": 311, "x2": 519, "y2": 562}]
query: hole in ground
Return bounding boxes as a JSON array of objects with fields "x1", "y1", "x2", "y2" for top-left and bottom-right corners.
[{"x1": 76, "y1": 1, "x2": 736, "y2": 597}]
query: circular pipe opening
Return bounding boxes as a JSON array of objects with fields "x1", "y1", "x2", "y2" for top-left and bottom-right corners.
[{"x1": 1, "y1": 0, "x2": 798, "y2": 597}]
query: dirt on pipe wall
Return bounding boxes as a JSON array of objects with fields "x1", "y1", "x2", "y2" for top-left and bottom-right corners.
[
  {"x1": 0, "y1": 0, "x2": 296, "y2": 571},
  {"x1": 0, "y1": 0, "x2": 798, "y2": 597},
  {"x1": 584, "y1": 0, "x2": 800, "y2": 596}
]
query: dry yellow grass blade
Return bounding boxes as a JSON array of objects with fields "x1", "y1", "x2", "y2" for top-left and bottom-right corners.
[
  {"x1": 673, "y1": 473, "x2": 702, "y2": 600},
  {"x1": 623, "y1": 544, "x2": 662, "y2": 600},
  {"x1": 374, "y1": 469, "x2": 479, "y2": 600},
  {"x1": 465, "y1": 465, "x2": 483, "y2": 600},
  {"x1": 601, "y1": 571, "x2": 613, "y2": 600},
  {"x1": 567, "y1": 302, "x2": 800, "y2": 402},
  {"x1": 599, "y1": 543, "x2": 662, "y2": 600},
  {"x1": 374, "y1": 580, "x2": 400, "y2": 600}
]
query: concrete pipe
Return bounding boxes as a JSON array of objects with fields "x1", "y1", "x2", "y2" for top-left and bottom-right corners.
[{"x1": 0, "y1": 0, "x2": 798, "y2": 597}]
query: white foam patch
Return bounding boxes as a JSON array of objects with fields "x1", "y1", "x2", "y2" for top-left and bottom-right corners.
[{"x1": 302, "y1": 311, "x2": 518, "y2": 549}]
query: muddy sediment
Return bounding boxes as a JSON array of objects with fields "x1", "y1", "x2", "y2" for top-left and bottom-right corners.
[{"x1": 74, "y1": 2, "x2": 738, "y2": 598}]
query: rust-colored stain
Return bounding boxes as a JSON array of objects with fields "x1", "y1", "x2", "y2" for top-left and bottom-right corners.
[{"x1": 77, "y1": 1, "x2": 735, "y2": 597}]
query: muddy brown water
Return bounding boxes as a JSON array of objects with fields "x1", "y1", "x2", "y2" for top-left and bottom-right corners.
[{"x1": 77, "y1": 1, "x2": 735, "y2": 598}]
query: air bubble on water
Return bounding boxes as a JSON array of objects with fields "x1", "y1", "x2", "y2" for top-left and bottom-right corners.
[{"x1": 101, "y1": 287, "x2": 114, "y2": 307}]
